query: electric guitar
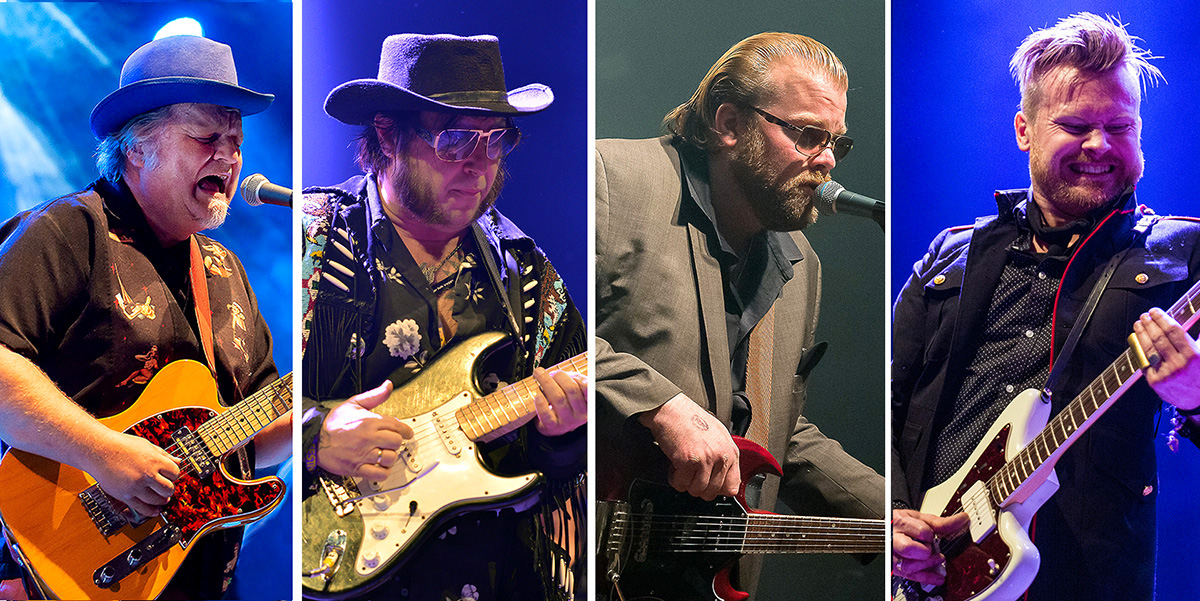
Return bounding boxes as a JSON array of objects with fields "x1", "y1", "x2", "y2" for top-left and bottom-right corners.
[
  {"x1": 894, "y1": 276, "x2": 1200, "y2": 601},
  {"x1": 301, "y1": 331, "x2": 587, "y2": 600},
  {"x1": 0, "y1": 361, "x2": 292, "y2": 600},
  {"x1": 598, "y1": 437, "x2": 886, "y2": 601}
]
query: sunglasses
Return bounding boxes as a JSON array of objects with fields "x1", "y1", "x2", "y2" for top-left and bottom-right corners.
[
  {"x1": 414, "y1": 126, "x2": 522, "y2": 162},
  {"x1": 752, "y1": 107, "x2": 853, "y2": 161}
]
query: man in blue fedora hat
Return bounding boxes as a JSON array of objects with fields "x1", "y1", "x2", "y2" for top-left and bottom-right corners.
[
  {"x1": 0, "y1": 34, "x2": 291, "y2": 600},
  {"x1": 300, "y1": 34, "x2": 586, "y2": 601}
]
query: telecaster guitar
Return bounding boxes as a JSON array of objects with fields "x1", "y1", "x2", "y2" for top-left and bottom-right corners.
[
  {"x1": 895, "y1": 276, "x2": 1200, "y2": 601},
  {"x1": 598, "y1": 437, "x2": 885, "y2": 601},
  {"x1": 301, "y1": 331, "x2": 587, "y2": 600},
  {"x1": 0, "y1": 362, "x2": 292, "y2": 600}
]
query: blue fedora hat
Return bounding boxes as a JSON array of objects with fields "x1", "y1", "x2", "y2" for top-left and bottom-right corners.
[
  {"x1": 325, "y1": 33, "x2": 553, "y2": 125},
  {"x1": 90, "y1": 35, "x2": 274, "y2": 138}
]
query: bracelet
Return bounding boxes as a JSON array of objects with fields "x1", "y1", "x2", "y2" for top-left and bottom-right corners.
[{"x1": 1176, "y1": 404, "x2": 1200, "y2": 417}]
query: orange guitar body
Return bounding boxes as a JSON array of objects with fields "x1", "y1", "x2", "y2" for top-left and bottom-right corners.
[{"x1": 0, "y1": 360, "x2": 286, "y2": 600}]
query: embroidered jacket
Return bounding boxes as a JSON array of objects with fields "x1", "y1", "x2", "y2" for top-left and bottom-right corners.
[{"x1": 299, "y1": 175, "x2": 585, "y2": 600}]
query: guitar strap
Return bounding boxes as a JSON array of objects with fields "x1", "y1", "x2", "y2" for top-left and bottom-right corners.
[
  {"x1": 745, "y1": 302, "x2": 776, "y2": 448},
  {"x1": 470, "y1": 222, "x2": 527, "y2": 370},
  {"x1": 189, "y1": 236, "x2": 219, "y2": 378},
  {"x1": 1044, "y1": 213, "x2": 1158, "y2": 393}
]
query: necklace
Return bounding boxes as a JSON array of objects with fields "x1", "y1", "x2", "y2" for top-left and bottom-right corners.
[{"x1": 420, "y1": 240, "x2": 463, "y2": 284}]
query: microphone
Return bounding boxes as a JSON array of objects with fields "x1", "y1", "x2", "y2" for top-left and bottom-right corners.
[
  {"x1": 240, "y1": 173, "x2": 292, "y2": 208},
  {"x1": 816, "y1": 181, "x2": 883, "y2": 229}
]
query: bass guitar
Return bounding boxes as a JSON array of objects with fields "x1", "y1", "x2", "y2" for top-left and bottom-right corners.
[
  {"x1": 301, "y1": 331, "x2": 587, "y2": 600},
  {"x1": 598, "y1": 437, "x2": 885, "y2": 601},
  {"x1": 895, "y1": 276, "x2": 1200, "y2": 601},
  {"x1": 0, "y1": 361, "x2": 292, "y2": 600}
]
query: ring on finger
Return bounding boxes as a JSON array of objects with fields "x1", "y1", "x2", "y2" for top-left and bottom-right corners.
[
  {"x1": 896, "y1": 558, "x2": 903, "y2": 572},
  {"x1": 1147, "y1": 352, "x2": 1162, "y2": 367},
  {"x1": 375, "y1": 448, "x2": 384, "y2": 466}
]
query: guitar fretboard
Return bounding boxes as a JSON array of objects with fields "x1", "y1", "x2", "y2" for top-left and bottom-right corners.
[
  {"x1": 455, "y1": 354, "x2": 587, "y2": 441},
  {"x1": 608, "y1": 511, "x2": 884, "y2": 555},
  {"x1": 990, "y1": 277, "x2": 1200, "y2": 505},
  {"x1": 198, "y1": 373, "x2": 293, "y2": 456}
]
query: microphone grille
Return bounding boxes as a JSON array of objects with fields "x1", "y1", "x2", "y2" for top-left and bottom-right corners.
[
  {"x1": 815, "y1": 180, "x2": 845, "y2": 215},
  {"x1": 240, "y1": 173, "x2": 266, "y2": 207}
]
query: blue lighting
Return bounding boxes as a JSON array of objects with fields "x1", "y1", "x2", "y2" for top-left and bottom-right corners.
[{"x1": 153, "y1": 17, "x2": 203, "y2": 40}]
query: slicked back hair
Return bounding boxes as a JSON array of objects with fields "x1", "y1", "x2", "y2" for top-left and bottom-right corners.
[
  {"x1": 1010, "y1": 12, "x2": 1163, "y2": 117},
  {"x1": 664, "y1": 32, "x2": 848, "y2": 151}
]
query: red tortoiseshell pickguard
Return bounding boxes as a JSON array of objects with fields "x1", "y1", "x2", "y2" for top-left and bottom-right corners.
[
  {"x1": 939, "y1": 425, "x2": 1013, "y2": 601},
  {"x1": 127, "y1": 407, "x2": 282, "y2": 546}
]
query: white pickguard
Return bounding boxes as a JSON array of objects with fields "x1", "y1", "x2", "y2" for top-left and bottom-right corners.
[
  {"x1": 348, "y1": 390, "x2": 541, "y2": 576},
  {"x1": 918, "y1": 388, "x2": 1060, "y2": 601}
]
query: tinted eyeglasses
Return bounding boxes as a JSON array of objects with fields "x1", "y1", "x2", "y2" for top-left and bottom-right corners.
[
  {"x1": 414, "y1": 126, "x2": 522, "y2": 162},
  {"x1": 752, "y1": 107, "x2": 853, "y2": 161}
]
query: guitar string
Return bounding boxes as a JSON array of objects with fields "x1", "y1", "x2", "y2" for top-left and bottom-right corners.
[
  {"x1": 97, "y1": 377, "x2": 292, "y2": 495},
  {"x1": 341, "y1": 354, "x2": 588, "y2": 453},
  {"x1": 984, "y1": 281, "x2": 1198, "y2": 503},
  {"x1": 380, "y1": 357, "x2": 586, "y2": 450}
]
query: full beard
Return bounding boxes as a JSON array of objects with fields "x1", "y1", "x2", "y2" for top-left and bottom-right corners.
[
  {"x1": 729, "y1": 122, "x2": 827, "y2": 232},
  {"x1": 1029, "y1": 148, "x2": 1141, "y2": 220},
  {"x1": 390, "y1": 155, "x2": 506, "y2": 226}
]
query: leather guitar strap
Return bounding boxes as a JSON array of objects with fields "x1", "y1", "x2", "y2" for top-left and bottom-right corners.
[
  {"x1": 745, "y1": 303, "x2": 776, "y2": 448},
  {"x1": 1044, "y1": 214, "x2": 1157, "y2": 393},
  {"x1": 189, "y1": 237, "x2": 219, "y2": 377}
]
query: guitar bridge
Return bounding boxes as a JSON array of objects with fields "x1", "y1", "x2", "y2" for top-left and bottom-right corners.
[
  {"x1": 172, "y1": 426, "x2": 216, "y2": 479},
  {"x1": 320, "y1": 475, "x2": 361, "y2": 517},
  {"x1": 79, "y1": 485, "x2": 129, "y2": 536}
]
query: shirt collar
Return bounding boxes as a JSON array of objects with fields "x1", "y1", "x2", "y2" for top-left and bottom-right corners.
[{"x1": 97, "y1": 177, "x2": 170, "y2": 249}]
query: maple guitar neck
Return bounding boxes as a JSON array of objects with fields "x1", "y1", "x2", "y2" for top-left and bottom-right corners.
[
  {"x1": 199, "y1": 372, "x2": 293, "y2": 456},
  {"x1": 455, "y1": 353, "x2": 587, "y2": 442}
]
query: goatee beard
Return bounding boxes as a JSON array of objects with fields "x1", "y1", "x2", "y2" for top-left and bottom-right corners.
[
  {"x1": 390, "y1": 155, "x2": 506, "y2": 226},
  {"x1": 198, "y1": 197, "x2": 229, "y2": 231},
  {"x1": 729, "y1": 122, "x2": 825, "y2": 232}
]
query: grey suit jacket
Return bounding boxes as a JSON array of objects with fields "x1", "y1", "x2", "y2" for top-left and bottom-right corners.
[{"x1": 596, "y1": 136, "x2": 883, "y2": 593}]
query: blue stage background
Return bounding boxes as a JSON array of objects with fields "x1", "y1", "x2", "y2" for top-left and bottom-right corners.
[
  {"x1": 0, "y1": 3, "x2": 291, "y2": 599},
  {"x1": 893, "y1": 3, "x2": 1200, "y2": 598},
  {"x1": 302, "y1": 0, "x2": 588, "y2": 317}
]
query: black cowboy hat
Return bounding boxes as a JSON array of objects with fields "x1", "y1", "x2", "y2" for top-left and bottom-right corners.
[{"x1": 324, "y1": 33, "x2": 553, "y2": 125}]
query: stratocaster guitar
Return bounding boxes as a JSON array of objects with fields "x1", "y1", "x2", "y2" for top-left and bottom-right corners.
[
  {"x1": 598, "y1": 437, "x2": 886, "y2": 601},
  {"x1": 0, "y1": 361, "x2": 292, "y2": 600},
  {"x1": 301, "y1": 331, "x2": 587, "y2": 600},
  {"x1": 895, "y1": 276, "x2": 1200, "y2": 601}
]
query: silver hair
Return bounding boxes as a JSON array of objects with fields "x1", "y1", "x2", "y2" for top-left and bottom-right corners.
[{"x1": 94, "y1": 105, "x2": 177, "y2": 183}]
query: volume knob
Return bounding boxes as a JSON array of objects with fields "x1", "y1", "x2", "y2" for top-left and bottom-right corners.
[
  {"x1": 362, "y1": 551, "x2": 380, "y2": 569},
  {"x1": 371, "y1": 523, "x2": 389, "y2": 539}
]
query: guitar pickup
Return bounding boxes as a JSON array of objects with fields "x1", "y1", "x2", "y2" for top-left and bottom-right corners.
[
  {"x1": 93, "y1": 523, "x2": 181, "y2": 588},
  {"x1": 172, "y1": 426, "x2": 216, "y2": 479},
  {"x1": 399, "y1": 441, "x2": 422, "y2": 473},
  {"x1": 962, "y1": 480, "x2": 997, "y2": 543}
]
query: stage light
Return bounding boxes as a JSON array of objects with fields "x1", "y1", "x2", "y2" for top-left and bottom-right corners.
[{"x1": 154, "y1": 17, "x2": 203, "y2": 40}]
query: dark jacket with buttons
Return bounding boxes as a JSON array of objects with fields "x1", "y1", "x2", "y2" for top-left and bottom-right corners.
[{"x1": 892, "y1": 188, "x2": 1200, "y2": 599}]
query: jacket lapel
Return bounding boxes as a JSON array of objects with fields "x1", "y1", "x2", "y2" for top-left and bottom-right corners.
[{"x1": 687, "y1": 223, "x2": 733, "y2": 424}]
